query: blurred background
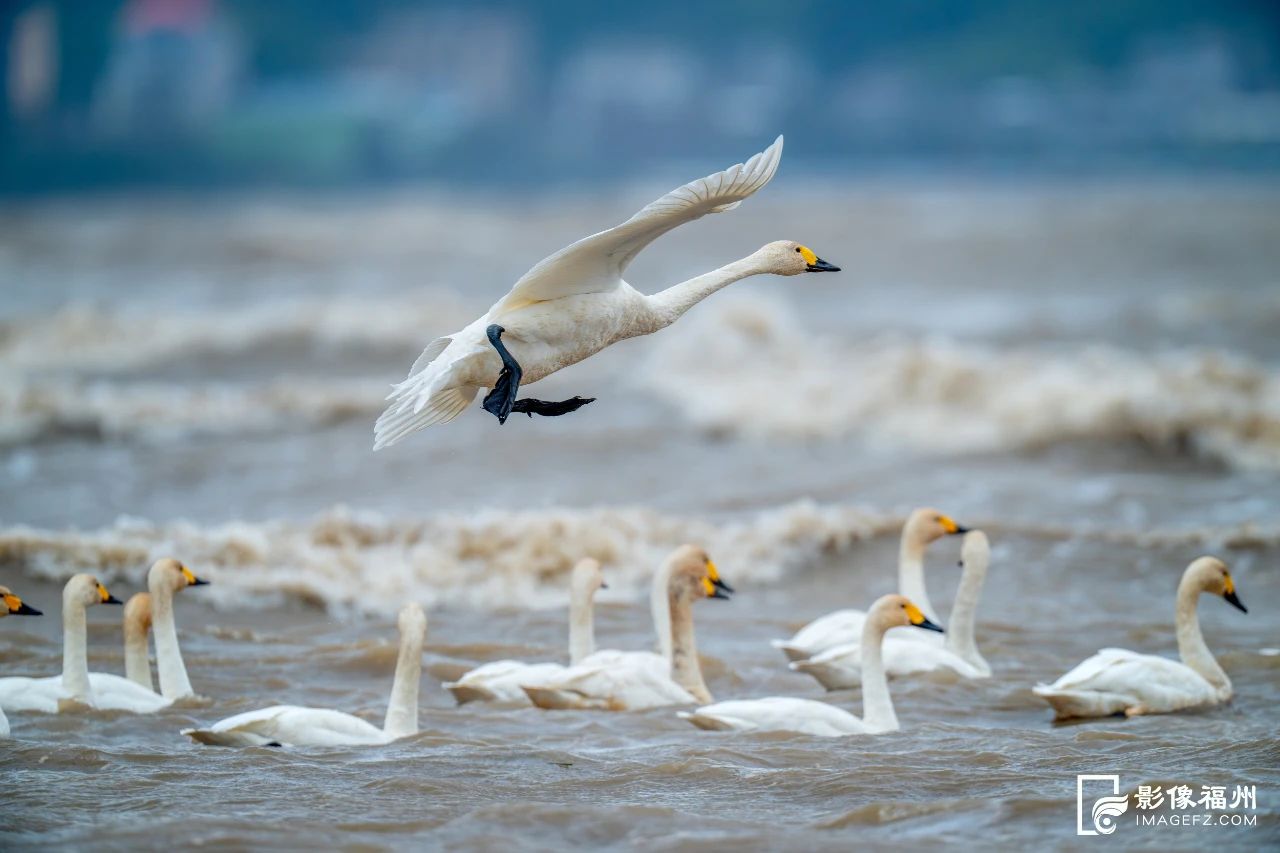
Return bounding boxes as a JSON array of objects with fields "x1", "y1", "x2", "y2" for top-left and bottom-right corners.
[{"x1": 2, "y1": 0, "x2": 1279, "y2": 191}]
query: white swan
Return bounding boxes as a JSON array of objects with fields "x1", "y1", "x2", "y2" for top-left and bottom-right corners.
[
  {"x1": 680, "y1": 595, "x2": 943, "y2": 737},
  {"x1": 771, "y1": 508, "x2": 967, "y2": 662},
  {"x1": 443, "y1": 558, "x2": 606, "y2": 704},
  {"x1": 0, "y1": 586, "x2": 43, "y2": 737},
  {"x1": 522, "y1": 545, "x2": 731, "y2": 711},
  {"x1": 373, "y1": 135, "x2": 841, "y2": 446},
  {"x1": 792, "y1": 530, "x2": 992, "y2": 689},
  {"x1": 0, "y1": 574, "x2": 170, "y2": 714},
  {"x1": 122, "y1": 592, "x2": 153, "y2": 690},
  {"x1": 183, "y1": 603, "x2": 426, "y2": 747},
  {"x1": 1033, "y1": 556, "x2": 1247, "y2": 720}
]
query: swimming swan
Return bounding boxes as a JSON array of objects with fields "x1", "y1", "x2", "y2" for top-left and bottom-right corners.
[
  {"x1": 0, "y1": 574, "x2": 171, "y2": 714},
  {"x1": 373, "y1": 135, "x2": 841, "y2": 446},
  {"x1": 522, "y1": 545, "x2": 731, "y2": 711},
  {"x1": 1033, "y1": 556, "x2": 1247, "y2": 720},
  {"x1": 680, "y1": 595, "x2": 943, "y2": 737},
  {"x1": 792, "y1": 530, "x2": 992, "y2": 689},
  {"x1": 771, "y1": 508, "x2": 967, "y2": 662},
  {"x1": 122, "y1": 592, "x2": 153, "y2": 690},
  {"x1": 183, "y1": 603, "x2": 426, "y2": 747},
  {"x1": 443, "y1": 558, "x2": 606, "y2": 704},
  {"x1": 0, "y1": 586, "x2": 43, "y2": 737}
]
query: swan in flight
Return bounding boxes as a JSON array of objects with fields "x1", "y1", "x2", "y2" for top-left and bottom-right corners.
[
  {"x1": 374, "y1": 135, "x2": 840, "y2": 447},
  {"x1": 679, "y1": 595, "x2": 943, "y2": 737},
  {"x1": 771, "y1": 508, "x2": 967, "y2": 662},
  {"x1": 0, "y1": 586, "x2": 43, "y2": 737},
  {"x1": 183, "y1": 603, "x2": 427, "y2": 747},
  {"x1": 1033, "y1": 556, "x2": 1247, "y2": 720},
  {"x1": 0, "y1": 574, "x2": 171, "y2": 714},
  {"x1": 444, "y1": 558, "x2": 606, "y2": 704},
  {"x1": 792, "y1": 530, "x2": 992, "y2": 689},
  {"x1": 522, "y1": 545, "x2": 731, "y2": 711}
]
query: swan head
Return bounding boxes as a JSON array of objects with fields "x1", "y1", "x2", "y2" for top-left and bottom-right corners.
[
  {"x1": 397, "y1": 602, "x2": 428, "y2": 640},
  {"x1": 667, "y1": 544, "x2": 733, "y2": 602},
  {"x1": 959, "y1": 530, "x2": 989, "y2": 571},
  {"x1": 755, "y1": 240, "x2": 841, "y2": 276},
  {"x1": 906, "y1": 507, "x2": 969, "y2": 546},
  {"x1": 148, "y1": 557, "x2": 209, "y2": 594},
  {"x1": 1186, "y1": 556, "x2": 1247, "y2": 613},
  {"x1": 65, "y1": 573, "x2": 121, "y2": 608},
  {"x1": 0, "y1": 586, "x2": 41, "y2": 616},
  {"x1": 570, "y1": 557, "x2": 607, "y2": 597},
  {"x1": 872, "y1": 593, "x2": 945, "y2": 633},
  {"x1": 124, "y1": 592, "x2": 153, "y2": 633}
]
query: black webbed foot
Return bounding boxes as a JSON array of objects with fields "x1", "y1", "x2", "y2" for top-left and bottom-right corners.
[
  {"x1": 510, "y1": 396, "x2": 596, "y2": 418},
  {"x1": 482, "y1": 324, "x2": 522, "y2": 424}
]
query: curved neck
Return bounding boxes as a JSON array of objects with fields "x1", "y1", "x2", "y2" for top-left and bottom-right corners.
[
  {"x1": 124, "y1": 611, "x2": 153, "y2": 691},
  {"x1": 150, "y1": 583, "x2": 192, "y2": 699},
  {"x1": 898, "y1": 535, "x2": 938, "y2": 623},
  {"x1": 61, "y1": 600, "x2": 91, "y2": 702},
  {"x1": 382, "y1": 624, "x2": 425, "y2": 739},
  {"x1": 651, "y1": 561, "x2": 673, "y2": 663},
  {"x1": 945, "y1": 556, "x2": 989, "y2": 673},
  {"x1": 668, "y1": 589, "x2": 711, "y2": 703},
  {"x1": 1175, "y1": 581, "x2": 1229, "y2": 692},
  {"x1": 858, "y1": 616, "x2": 899, "y2": 732},
  {"x1": 567, "y1": 583, "x2": 596, "y2": 665},
  {"x1": 644, "y1": 256, "x2": 765, "y2": 330}
]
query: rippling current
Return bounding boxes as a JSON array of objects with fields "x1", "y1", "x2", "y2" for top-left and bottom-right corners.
[{"x1": 1, "y1": 182, "x2": 1278, "y2": 849}]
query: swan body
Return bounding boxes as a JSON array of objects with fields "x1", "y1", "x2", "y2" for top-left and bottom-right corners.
[
  {"x1": 444, "y1": 558, "x2": 605, "y2": 705},
  {"x1": 1034, "y1": 557, "x2": 1246, "y2": 719},
  {"x1": 0, "y1": 586, "x2": 43, "y2": 737},
  {"x1": 374, "y1": 135, "x2": 841, "y2": 446},
  {"x1": 772, "y1": 508, "x2": 966, "y2": 662},
  {"x1": 522, "y1": 545, "x2": 730, "y2": 711},
  {"x1": 681, "y1": 595, "x2": 942, "y2": 737},
  {"x1": 792, "y1": 530, "x2": 992, "y2": 689},
  {"x1": 184, "y1": 603, "x2": 426, "y2": 747}
]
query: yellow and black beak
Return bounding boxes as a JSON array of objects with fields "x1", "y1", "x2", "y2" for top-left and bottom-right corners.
[
  {"x1": 940, "y1": 515, "x2": 969, "y2": 535},
  {"x1": 181, "y1": 566, "x2": 210, "y2": 587},
  {"x1": 806, "y1": 258, "x2": 840, "y2": 273},
  {"x1": 4, "y1": 594, "x2": 40, "y2": 616},
  {"x1": 905, "y1": 601, "x2": 944, "y2": 633},
  {"x1": 1223, "y1": 575, "x2": 1247, "y2": 613},
  {"x1": 98, "y1": 584, "x2": 122, "y2": 605},
  {"x1": 706, "y1": 559, "x2": 733, "y2": 598}
]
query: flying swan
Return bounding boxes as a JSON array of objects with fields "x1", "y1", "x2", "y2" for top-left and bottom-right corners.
[
  {"x1": 444, "y1": 557, "x2": 607, "y2": 704},
  {"x1": 374, "y1": 135, "x2": 840, "y2": 447},
  {"x1": 521, "y1": 545, "x2": 731, "y2": 711},
  {"x1": 771, "y1": 508, "x2": 967, "y2": 662},
  {"x1": 183, "y1": 603, "x2": 426, "y2": 747},
  {"x1": 0, "y1": 586, "x2": 43, "y2": 737},
  {"x1": 1033, "y1": 556, "x2": 1247, "y2": 719},
  {"x1": 792, "y1": 530, "x2": 992, "y2": 689},
  {"x1": 679, "y1": 595, "x2": 943, "y2": 737}
]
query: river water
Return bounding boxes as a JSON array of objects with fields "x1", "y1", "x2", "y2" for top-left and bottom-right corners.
[{"x1": 1, "y1": 181, "x2": 1277, "y2": 849}]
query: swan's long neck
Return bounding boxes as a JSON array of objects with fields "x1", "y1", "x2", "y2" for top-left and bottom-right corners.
[
  {"x1": 945, "y1": 554, "x2": 989, "y2": 674},
  {"x1": 651, "y1": 560, "x2": 673, "y2": 663},
  {"x1": 898, "y1": 536, "x2": 938, "y2": 623},
  {"x1": 644, "y1": 256, "x2": 765, "y2": 330},
  {"x1": 382, "y1": 622, "x2": 425, "y2": 740},
  {"x1": 123, "y1": 601, "x2": 153, "y2": 691},
  {"x1": 568, "y1": 582, "x2": 595, "y2": 666},
  {"x1": 61, "y1": 599, "x2": 92, "y2": 702},
  {"x1": 858, "y1": 614, "x2": 899, "y2": 733},
  {"x1": 151, "y1": 582, "x2": 193, "y2": 700},
  {"x1": 1174, "y1": 579, "x2": 1229, "y2": 694},
  {"x1": 668, "y1": 588, "x2": 711, "y2": 704}
]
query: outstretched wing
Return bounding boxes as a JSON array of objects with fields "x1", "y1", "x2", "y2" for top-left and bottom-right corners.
[{"x1": 490, "y1": 135, "x2": 784, "y2": 317}]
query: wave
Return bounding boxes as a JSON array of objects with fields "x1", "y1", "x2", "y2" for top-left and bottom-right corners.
[
  {"x1": 637, "y1": 295, "x2": 1280, "y2": 472},
  {"x1": 1, "y1": 503, "x2": 1274, "y2": 614}
]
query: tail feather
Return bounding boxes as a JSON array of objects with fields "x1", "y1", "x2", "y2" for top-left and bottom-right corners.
[{"x1": 444, "y1": 682, "x2": 496, "y2": 706}]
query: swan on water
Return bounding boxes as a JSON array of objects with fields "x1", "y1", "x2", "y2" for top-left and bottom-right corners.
[
  {"x1": 374, "y1": 135, "x2": 840, "y2": 447},
  {"x1": 444, "y1": 558, "x2": 607, "y2": 704},
  {"x1": 771, "y1": 508, "x2": 967, "y2": 662},
  {"x1": 680, "y1": 595, "x2": 943, "y2": 737},
  {"x1": 0, "y1": 586, "x2": 43, "y2": 737},
  {"x1": 182, "y1": 603, "x2": 427, "y2": 747},
  {"x1": 521, "y1": 545, "x2": 731, "y2": 711},
  {"x1": 792, "y1": 530, "x2": 992, "y2": 689},
  {"x1": 122, "y1": 592, "x2": 153, "y2": 691},
  {"x1": 1033, "y1": 556, "x2": 1247, "y2": 720}
]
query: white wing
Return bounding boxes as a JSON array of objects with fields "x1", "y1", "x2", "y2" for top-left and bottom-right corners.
[
  {"x1": 771, "y1": 607, "x2": 868, "y2": 661},
  {"x1": 524, "y1": 650, "x2": 693, "y2": 711},
  {"x1": 184, "y1": 705, "x2": 389, "y2": 747},
  {"x1": 444, "y1": 659, "x2": 568, "y2": 705},
  {"x1": 87, "y1": 672, "x2": 171, "y2": 713},
  {"x1": 490, "y1": 135, "x2": 784, "y2": 316},
  {"x1": 681, "y1": 696, "x2": 867, "y2": 737},
  {"x1": 0, "y1": 676, "x2": 64, "y2": 713}
]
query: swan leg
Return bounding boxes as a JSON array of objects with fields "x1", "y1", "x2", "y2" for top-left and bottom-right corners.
[{"x1": 481, "y1": 325, "x2": 596, "y2": 422}]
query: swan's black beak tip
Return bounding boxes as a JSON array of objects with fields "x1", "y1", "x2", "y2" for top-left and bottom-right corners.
[
  {"x1": 104, "y1": 594, "x2": 123, "y2": 605},
  {"x1": 915, "y1": 616, "x2": 945, "y2": 634},
  {"x1": 190, "y1": 576, "x2": 210, "y2": 587},
  {"x1": 1224, "y1": 589, "x2": 1247, "y2": 613},
  {"x1": 805, "y1": 258, "x2": 840, "y2": 273},
  {"x1": 712, "y1": 577, "x2": 734, "y2": 595},
  {"x1": 14, "y1": 602, "x2": 41, "y2": 616}
]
